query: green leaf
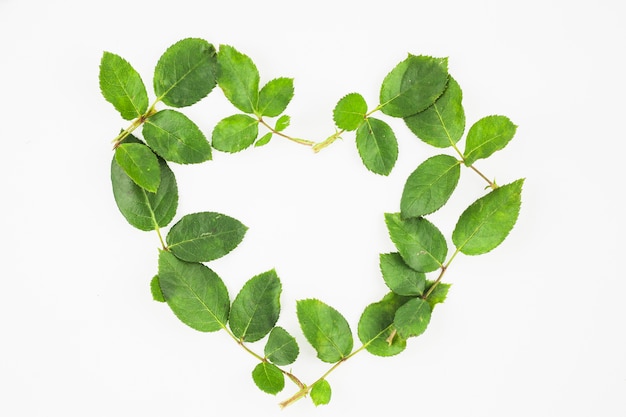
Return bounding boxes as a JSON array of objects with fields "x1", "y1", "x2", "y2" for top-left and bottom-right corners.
[
  {"x1": 114, "y1": 142, "x2": 161, "y2": 193},
  {"x1": 394, "y1": 297, "x2": 432, "y2": 339},
  {"x1": 358, "y1": 292, "x2": 411, "y2": 357},
  {"x1": 310, "y1": 380, "x2": 331, "y2": 406},
  {"x1": 400, "y1": 154, "x2": 461, "y2": 218},
  {"x1": 252, "y1": 362, "x2": 284, "y2": 395},
  {"x1": 111, "y1": 154, "x2": 178, "y2": 231},
  {"x1": 380, "y1": 55, "x2": 449, "y2": 118},
  {"x1": 404, "y1": 77, "x2": 465, "y2": 147},
  {"x1": 255, "y1": 132, "x2": 273, "y2": 147},
  {"x1": 452, "y1": 179, "x2": 524, "y2": 255},
  {"x1": 264, "y1": 327, "x2": 299, "y2": 366},
  {"x1": 424, "y1": 281, "x2": 451, "y2": 310},
  {"x1": 166, "y1": 211, "x2": 248, "y2": 263},
  {"x1": 257, "y1": 77, "x2": 294, "y2": 117},
  {"x1": 211, "y1": 114, "x2": 259, "y2": 153},
  {"x1": 355, "y1": 118, "x2": 398, "y2": 176},
  {"x1": 153, "y1": 38, "x2": 217, "y2": 108},
  {"x1": 463, "y1": 115, "x2": 518, "y2": 165},
  {"x1": 143, "y1": 109, "x2": 212, "y2": 164},
  {"x1": 217, "y1": 45, "x2": 260, "y2": 113},
  {"x1": 157, "y1": 251, "x2": 230, "y2": 332},
  {"x1": 384, "y1": 213, "x2": 447, "y2": 273},
  {"x1": 296, "y1": 299, "x2": 353, "y2": 363},
  {"x1": 229, "y1": 270, "x2": 282, "y2": 343},
  {"x1": 333, "y1": 93, "x2": 367, "y2": 131},
  {"x1": 99, "y1": 52, "x2": 148, "y2": 120},
  {"x1": 379, "y1": 253, "x2": 425, "y2": 296},
  {"x1": 150, "y1": 275, "x2": 165, "y2": 303},
  {"x1": 274, "y1": 115, "x2": 290, "y2": 132}
]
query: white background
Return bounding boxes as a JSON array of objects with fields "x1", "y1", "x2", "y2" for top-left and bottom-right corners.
[{"x1": 1, "y1": 0, "x2": 624, "y2": 415}]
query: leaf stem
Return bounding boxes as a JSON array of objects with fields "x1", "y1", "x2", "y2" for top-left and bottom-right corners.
[
  {"x1": 257, "y1": 117, "x2": 315, "y2": 147},
  {"x1": 112, "y1": 102, "x2": 159, "y2": 148}
]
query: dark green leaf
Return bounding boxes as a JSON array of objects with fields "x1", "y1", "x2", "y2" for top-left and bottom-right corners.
[
  {"x1": 166, "y1": 211, "x2": 248, "y2": 263},
  {"x1": 257, "y1": 77, "x2": 294, "y2": 117},
  {"x1": 150, "y1": 275, "x2": 165, "y2": 303},
  {"x1": 452, "y1": 179, "x2": 524, "y2": 255},
  {"x1": 358, "y1": 293, "x2": 411, "y2": 357},
  {"x1": 143, "y1": 109, "x2": 212, "y2": 164},
  {"x1": 211, "y1": 114, "x2": 259, "y2": 153},
  {"x1": 217, "y1": 45, "x2": 259, "y2": 113},
  {"x1": 310, "y1": 380, "x2": 331, "y2": 406},
  {"x1": 274, "y1": 115, "x2": 290, "y2": 132},
  {"x1": 333, "y1": 93, "x2": 367, "y2": 131},
  {"x1": 404, "y1": 77, "x2": 465, "y2": 147},
  {"x1": 229, "y1": 270, "x2": 282, "y2": 343},
  {"x1": 385, "y1": 213, "x2": 447, "y2": 273},
  {"x1": 99, "y1": 52, "x2": 148, "y2": 120},
  {"x1": 296, "y1": 299, "x2": 353, "y2": 363},
  {"x1": 153, "y1": 38, "x2": 217, "y2": 107},
  {"x1": 400, "y1": 154, "x2": 461, "y2": 218},
  {"x1": 255, "y1": 132, "x2": 273, "y2": 147},
  {"x1": 252, "y1": 362, "x2": 284, "y2": 395},
  {"x1": 355, "y1": 117, "x2": 398, "y2": 176},
  {"x1": 379, "y1": 253, "x2": 425, "y2": 296},
  {"x1": 394, "y1": 297, "x2": 432, "y2": 339},
  {"x1": 380, "y1": 55, "x2": 449, "y2": 117},
  {"x1": 264, "y1": 327, "x2": 299, "y2": 366},
  {"x1": 157, "y1": 251, "x2": 230, "y2": 332},
  {"x1": 463, "y1": 115, "x2": 517, "y2": 165},
  {"x1": 424, "y1": 281, "x2": 451, "y2": 310},
  {"x1": 114, "y1": 142, "x2": 161, "y2": 192}
]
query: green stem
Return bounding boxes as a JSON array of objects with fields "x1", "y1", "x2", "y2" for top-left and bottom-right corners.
[
  {"x1": 112, "y1": 101, "x2": 159, "y2": 148},
  {"x1": 257, "y1": 117, "x2": 315, "y2": 147}
]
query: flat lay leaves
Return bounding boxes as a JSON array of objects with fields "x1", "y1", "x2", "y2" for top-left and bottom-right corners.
[
  {"x1": 379, "y1": 252, "x2": 426, "y2": 296},
  {"x1": 393, "y1": 297, "x2": 432, "y2": 339},
  {"x1": 464, "y1": 115, "x2": 517, "y2": 165},
  {"x1": 252, "y1": 362, "x2": 285, "y2": 395},
  {"x1": 310, "y1": 380, "x2": 332, "y2": 406},
  {"x1": 424, "y1": 281, "x2": 451, "y2": 310},
  {"x1": 212, "y1": 114, "x2": 259, "y2": 153},
  {"x1": 297, "y1": 299, "x2": 353, "y2": 363},
  {"x1": 356, "y1": 117, "x2": 398, "y2": 175},
  {"x1": 217, "y1": 45, "x2": 259, "y2": 113},
  {"x1": 257, "y1": 77, "x2": 294, "y2": 117},
  {"x1": 358, "y1": 292, "x2": 410, "y2": 357},
  {"x1": 265, "y1": 327, "x2": 299, "y2": 366},
  {"x1": 114, "y1": 142, "x2": 161, "y2": 193},
  {"x1": 333, "y1": 93, "x2": 367, "y2": 131},
  {"x1": 99, "y1": 52, "x2": 148, "y2": 120}
]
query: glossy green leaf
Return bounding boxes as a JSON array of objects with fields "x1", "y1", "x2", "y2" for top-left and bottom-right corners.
[
  {"x1": 464, "y1": 115, "x2": 518, "y2": 165},
  {"x1": 229, "y1": 270, "x2": 282, "y2": 343},
  {"x1": 452, "y1": 179, "x2": 524, "y2": 255},
  {"x1": 111, "y1": 155, "x2": 178, "y2": 231},
  {"x1": 333, "y1": 93, "x2": 367, "y2": 131},
  {"x1": 143, "y1": 109, "x2": 212, "y2": 164},
  {"x1": 166, "y1": 211, "x2": 248, "y2": 263},
  {"x1": 380, "y1": 55, "x2": 449, "y2": 118},
  {"x1": 379, "y1": 253, "x2": 425, "y2": 296},
  {"x1": 252, "y1": 362, "x2": 284, "y2": 395},
  {"x1": 274, "y1": 115, "x2": 290, "y2": 132},
  {"x1": 310, "y1": 380, "x2": 331, "y2": 406},
  {"x1": 400, "y1": 154, "x2": 461, "y2": 218},
  {"x1": 99, "y1": 52, "x2": 148, "y2": 120},
  {"x1": 211, "y1": 114, "x2": 259, "y2": 153},
  {"x1": 217, "y1": 45, "x2": 259, "y2": 113},
  {"x1": 153, "y1": 38, "x2": 217, "y2": 107},
  {"x1": 404, "y1": 77, "x2": 465, "y2": 147},
  {"x1": 358, "y1": 292, "x2": 411, "y2": 357},
  {"x1": 384, "y1": 213, "x2": 447, "y2": 273},
  {"x1": 424, "y1": 281, "x2": 451, "y2": 310},
  {"x1": 355, "y1": 117, "x2": 398, "y2": 176},
  {"x1": 150, "y1": 275, "x2": 165, "y2": 303},
  {"x1": 257, "y1": 77, "x2": 294, "y2": 117},
  {"x1": 255, "y1": 132, "x2": 273, "y2": 147},
  {"x1": 394, "y1": 297, "x2": 432, "y2": 339},
  {"x1": 264, "y1": 327, "x2": 299, "y2": 366},
  {"x1": 296, "y1": 299, "x2": 353, "y2": 363},
  {"x1": 114, "y1": 142, "x2": 161, "y2": 192},
  {"x1": 157, "y1": 251, "x2": 230, "y2": 332}
]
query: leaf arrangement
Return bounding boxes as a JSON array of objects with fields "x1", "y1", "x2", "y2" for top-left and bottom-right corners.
[{"x1": 100, "y1": 38, "x2": 524, "y2": 408}]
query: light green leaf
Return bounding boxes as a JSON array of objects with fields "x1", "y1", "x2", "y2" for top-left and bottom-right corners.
[
  {"x1": 157, "y1": 251, "x2": 230, "y2": 332},
  {"x1": 310, "y1": 380, "x2": 331, "y2": 406},
  {"x1": 452, "y1": 179, "x2": 524, "y2": 255},
  {"x1": 111, "y1": 153, "x2": 178, "y2": 231},
  {"x1": 229, "y1": 270, "x2": 282, "y2": 343},
  {"x1": 99, "y1": 51, "x2": 148, "y2": 120},
  {"x1": 255, "y1": 132, "x2": 273, "y2": 147},
  {"x1": 143, "y1": 109, "x2": 212, "y2": 164},
  {"x1": 380, "y1": 55, "x2": 449, "y2": 118},
  {"x1": 424, "y1": 281, "x2": 451, "y2": 310},
  {"x1": 153, "y1": 38, "x2": 217, "y2": 108},
  {"x1": 400, "y1": 154, "x2": 461, "y2": 218},
  {"x1": 166, "y1": 211, "x2": 248, "y2": 263},
  {"x1": 264, "y1": 327, "x2": 299, "y2": 366},
  {"x1": 333, "y1": 93, "x2": 367, "y2": 131},
  {"x1": 404, "y1": 77, "x2": 465, "y2": 147},
  {"x1": 296, "y1": 299, "x2": 353, "y2": 363},
  {"x1": 257, "y1": 77, "x2": 294, "y2": 117},
  {"x1": 355, "y1": 118, "x2": 398, "y2": 176},
  {"x1": 463, "y1": 115, "x2": 518, "y2": 165},
  {"x1": 358, "y1": 292, "x2": 411, "y2": 357},
  {"x1": 394, "y1": 297, "x2": 432, "y2": 339},
  {"x1": 384, "y1": 213, "x2": 447, "y2": 273},
  {"x1": 252, "y1": 362, "x2": 284, "y2": 395},
  {"x1": 217, "y1": 45, "x2": 259, "y2": 113},
  {"x1": 379, "y1": 253, "x2": 425, "y2": 296},
  {"x1": 211, "y1": 114, "x2": 259, "y2": 153},
  {"x1": 150, "y1": 275, "x2": 165, "y2": 303},
  {"x1": 274, "y1": 115, "x2": 290, "y2": 132},
  {"x1": 114, "y1": 142, "x2": 161, "y2": 193}
]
